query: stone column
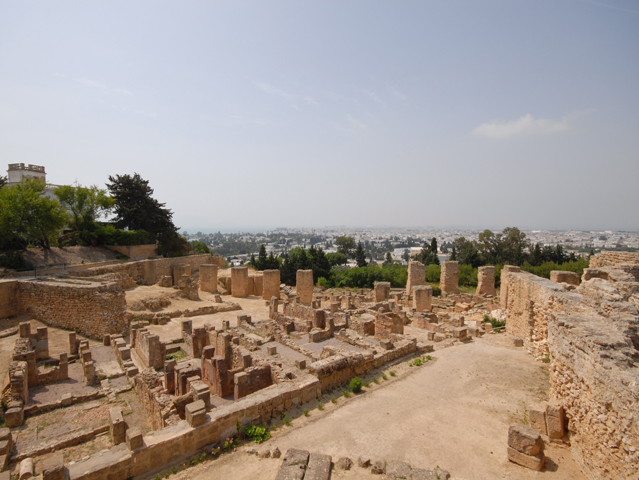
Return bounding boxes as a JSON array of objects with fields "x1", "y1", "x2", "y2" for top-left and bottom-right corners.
[
  {"x1": 412, "y1": 285, "x2": 433, "y2": 312},
  {"x1": 262, "y1": 269, "x2": 281, "y2": 300},
  {"x1": 476, "y1": 266, "x2": 496, "y2": 296},
  {"x1": 440, "y1": 261, "x2": 459, "y2": 295},
  {"x1": 172, "y1": 264, "x2": 191, "y2": 285},
  {"x1": 406, "y1": 261, "x2": 426, "y2": 295},
  {"x1": 199, "y1": 264, "x2": 218, "y2": 293},
  {"x1": 296, "y1": 269, "x2": 314, "y2": 305},
  {"x1": 374, "y1": 282, "x2": 390, "y2": 302},
  {"x1": 500, "y1": 265, "x2": 521, "y2": 308},
  {"x1": 231, "y1": 267, "x2": 249, "y2": 298}
]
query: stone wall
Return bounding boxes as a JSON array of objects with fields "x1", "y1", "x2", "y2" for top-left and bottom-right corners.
[
  {"x1": 412, "y1": 285, "x2": 432, "y2": 313},
  {"x1": 504, "y1": 266, "x2": 639, "y2": 479},
  {"x1": 17, "y1": 279, "x2": 127, "y2": 339},
  {"x1": 67, "y1": 375, "x2": 320, "y2": 480},
  {"x1": 105, "y1": 244, "x2": 158, "y2": 260},
  {"x1": 0, "y1": 280, "x2": 19, "y2": 318},
  {"x1": 500, "y1": 265, "x2": 520, "y2": 307},
  {"x1": 374, "y1": 282, "x2": 390, "y2": 302}
]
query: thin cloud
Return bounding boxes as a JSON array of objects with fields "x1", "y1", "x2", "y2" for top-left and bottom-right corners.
[
  {"x1": 347, "y1": 116, "x2": 368, "y2": 129},
  {"x1": 364, "y1": 90, "x2": 385, "y2": 107},
  {"x1": 303, "y1": 96, "x2": 319, "y2": 106},
  {"x1": 256, "y1": 82, "x2": 294, "y2": 100},
  {"x1": 388, "y1": 86, "x2": 407, "y2": 101},
  {"x1": 55, "y1": 74, "x2": 133, "y2": 96},
  {"x1": 333, "y1": 115, "x2": 369, "y2": 133},
  {"x1": 472, "y1": 113, "x2": 570, "y2": 139}
]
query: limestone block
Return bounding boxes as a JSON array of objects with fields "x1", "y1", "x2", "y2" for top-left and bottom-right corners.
[
  {"x1": 412, "y1": 285, "x2": 432, "y2": 313},
  {"x1": 305, "y1": 453, "x2": 332, "y2": 480},
  {"x1": 262, "y1": 269, "x2": 281, "y2": 300},
  {"x1": 19, "y1": 457, "x2": 33, "y2": 479},
  {"x1": 357, "y1": 457, "x2": 370, "y2": 468},
  {"x1": 528, "y1": 408, "x2": 547, "y2": 436},
  {"x1": 296, "y1": 270, "x2": 314, "y2": 305},
  {"x1": 126, "y1": 429, "x2": 144, "y2": 451},
  {"x1": 545, "y1": 404, "x2": 565, "y2": 439},
  {"x1": 267, "y1": 346, "x2": 277, "y2": 355},
  {"x1": 550, "y1": 270, "x2": 580, "y2": 286},
  {"x1": 199, "y1": 264, "x2": 218, "y2": 293},
  {"x1": 5, "y1": 407, "x2": 23, "y2": 427},
  {"x1": 500, "y1": 265, "x2": 520, "y2": 307},
  {"x1": 109, "y1": 407, "x2": 126, "y2": 445},
  {"x1": 511, "y1": 337, "x2": 524, "y2": 347},
  {"x1": 476, "y1": 266, "x2": 496, "y2": 296},
  {"x1": 371, "y1": 460, "x2": 386, "y2": 474},
  {"x1": 440, "y1": 261, "x2": 459, "y2": 295},
  {"x1": 185, "y1": 400, "x2": 206, "y2": 427},
  {"x1": 295, "y1": 359, "x2": 307, "y2": 369},
  {"x1": 386, "y1": 461, "x2": 412, "y2": 479},
  {"x1": 507, "y1": 447, "x2": 545, "y2": 471},
  {"x1": 508, "y1": 424, "x2": 544, "y2": 456},
  {"x1": 374, "y1": 282, "x2": 391, "y2": 302},
  {"x1": 406, "y1": 261, "x2": 426, "y2": 295},
  {"x1": 276, "y1": 448, "x2": 310, "y2": 480},
  {"x1": 41, "y1": 454, "x2": 65, "y2": 480},
  {"x1": 231, "y1": 267, "x2": 249, "y2": 298},
  {"x1": 335, "y1": 457, "x2": 352, "y2": 470},
  {"x1": 452, "y1": 327, "x2": 468, "y2": 340}
]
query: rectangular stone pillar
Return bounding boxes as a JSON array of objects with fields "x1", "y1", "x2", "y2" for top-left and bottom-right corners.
[
  {"x1": 296, "y1": 269, "x2": 314, "y2": 305},
  {"x1": 440, "y1": 261, "x2": 459, "y2": 295},
  {"x1": 406, "y1": 261, "x2": 426, "y2": 295},
  {"x1": 172, "y1": 264, "x2": 191, "y2": 285},
  {"x1": 199, "y1": 264, "x2": 218, "y2": 293},
  {"x1": 231, "y1": 267, "x2": 249, "y2": 298},
  {"x1": 412, "y1": 285, "x2": 433, "y2": 312},
  {"x1": 476, "y1": 266, "x2": 496, "y2": 296},
  {"x1": 262, "y1": 269, "x2": 281, "y2": 300},
  {"x1": 374, "y1": 282, "x2": 390, "y2": 302}
]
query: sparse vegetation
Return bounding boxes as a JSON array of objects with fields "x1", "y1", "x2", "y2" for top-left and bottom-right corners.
[{"x1": 350, "y1": 377, "x2": 362, "y2": 393}]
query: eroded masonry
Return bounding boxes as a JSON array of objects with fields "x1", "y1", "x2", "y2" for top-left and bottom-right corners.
[{"x1": 0, "y1": 252, "x2": 637, "y2": 479}]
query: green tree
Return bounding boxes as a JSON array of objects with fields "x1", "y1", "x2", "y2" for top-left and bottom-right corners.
[
  {"x1": 416, "y1": 237, "x2": 440, "y2": 265},
  {"x1": 384, "y1": 252, "x2": 393, "y2": 265},
  {"x1": 308, "y1": 245, "x2": 331, "y2": 281},
  {"x1": 0, "y1": 179, "x2": 68, "y2": 249},
  {"x1": 355, "y1": 242, "x2": 368, "y2": 267},
  {"x1": 326, "y1": 252, "x2": 347, "y2": 266},
  {"x1": 450, "y1": 245, "x2": 457, "y2": 261},
  {"x1": 336, "y1": 236, "x2": 356, "y2": 258},
  {"x1": 106, "y1": 173, "x2": 187, "y2": 256},
  {"x1": 190, "y1": 240, "x2": 211, "y2": 254},
  {"x1": 451, "y1": 237, "x2": 482, "y2": 268},
  {"x1": 54, "y1": 184, "x2": 114, "y2": 245},
  {"x1": 280, "y1": 252, "x2": 295, "y2": 285},
  {"x1": 0, "y1": 176, "x2": 7, "y2": 190},
  {"x1": 402, "y1": 249, "x2": 410, "y2": 262}
]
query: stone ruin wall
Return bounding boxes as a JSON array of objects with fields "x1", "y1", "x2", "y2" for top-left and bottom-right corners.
[
  {"x1": 504, "y1": 253, "x2": 639, "y2": 479},
  {"x1": 440, "y1": 261, "x2": 459, "y2": 295},
  {"x1": 67, "y1": 375, "x2": 321, "y2": 480},
  {"x1": 296, "y1": 269, "x2": 314, "y2": 305},
  {"x1": 199, "y1": 264, "x2": 218, "y2": 293},
  {"x1": 17, "y1": 280, "x2": 127, "y2": 339},
  {"x1": 69, "y1": 253, "x2": 215, "y2": 286},
  {"x1": 476, "y1": 266, "x2": 496, "y2": 296},
  {"x1": 231, "y1": 267, "x2": 249, "y2": 298},
  {"x1": 0, "y1": 280, "x2": 19, "y2": 318}
]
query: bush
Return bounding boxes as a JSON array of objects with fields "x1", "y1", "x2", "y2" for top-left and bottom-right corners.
[
  {"x1": 95, "y1": 225, "x2": 155, "y2": 246},
  {"x1": 350, "y1": 377, "x2": 362, "y2": 393},
  {"x1": 520, "y1": 258, "x2": 589, "y2": 279},
  {"x1": 0, "y1": 251, "x2": 33, "y2": 271},
  {"x1": 424, "y1": 264, "x2": 441, "y2": 283},
  {"x1": 243, "y1": 423, "x2": 271, "y2": 443}
]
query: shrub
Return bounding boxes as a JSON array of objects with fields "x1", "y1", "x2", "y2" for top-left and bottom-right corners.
[
  {"x1": 349, "y1": 377, "x2": 363, "y2": 393},
  {"x1": 303, "y1": 409, "x2": 310, "y2": 417},
  {"x1": 317, "y1": 402, "x2": 324, "y2": 411},
  {"x1": 389, "y1": 370, "x2": 396, "y2": 377},
  {"x1": 283, "y1": 417, "x2": 292, "y2": 426},
  {"x1": 331, "y1": 397, "x2": 337, "y2": 403},
  {"x1": 243, "y1": 424, "x2": 271, "y2": 443},
  {"x1": 413, "y1": 358, "x2": 423, "y2": 366},
  {"x1": 0, "y1": 251, "x2": 33, "y2": 271}
]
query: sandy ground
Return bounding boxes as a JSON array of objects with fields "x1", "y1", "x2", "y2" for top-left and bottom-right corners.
[{"x1": 149, "y1": 333, "x2": 583, "y2": 480}]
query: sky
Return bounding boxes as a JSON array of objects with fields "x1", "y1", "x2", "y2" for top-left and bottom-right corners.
[{"x1": 1, "y1": 0, "x2": 638, "y2": 232}]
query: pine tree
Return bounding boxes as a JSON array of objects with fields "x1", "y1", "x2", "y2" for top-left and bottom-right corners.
[
  {"x1": 450, "y1": 246, "x2": 457, "y2": 261},
  {"x1": 355, "y1": 242, "x2": 367, "y2": 267}
]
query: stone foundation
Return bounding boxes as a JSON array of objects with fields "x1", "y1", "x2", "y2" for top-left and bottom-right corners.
[
  {"x1": 296, "y1": 270, "x2": 314, "y2": 305},
  {"x1": 440, "y1": 261, "x2": 459, "y2": 295}
]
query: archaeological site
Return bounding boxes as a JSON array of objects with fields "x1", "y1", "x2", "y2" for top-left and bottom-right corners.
[{"x1": 0, "y1": 250, "x2": 637, "y2": 480}]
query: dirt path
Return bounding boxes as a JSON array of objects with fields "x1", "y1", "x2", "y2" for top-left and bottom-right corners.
[{"x1": 171, "y1": 334, "x2": 583, "y2": 480}]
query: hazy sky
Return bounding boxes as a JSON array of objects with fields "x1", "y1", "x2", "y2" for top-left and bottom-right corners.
[{"x1": 1, "y1": 1, "x2": 638, "y2": 232}]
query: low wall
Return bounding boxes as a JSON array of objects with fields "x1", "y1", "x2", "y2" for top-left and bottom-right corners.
[
  {"x1": 18, "y1": 279, "x2": 127, "y2": 338},
  {"x1": 67, "y1": 375, "x2": 321, "y2": 480},
  {"x1": 0, "y1": 280, "x2": 19, "y2": 318},
  {"x1": 504, "y1": 267, "x2": 639, "y2": 479},
  {"x1": 106, "y1": 244, "x2": 158, "y2": 260}
]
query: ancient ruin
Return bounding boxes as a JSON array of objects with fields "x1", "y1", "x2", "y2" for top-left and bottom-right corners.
[{"x1": 0, "y1": 250, "x2": 636, "y2": 479}]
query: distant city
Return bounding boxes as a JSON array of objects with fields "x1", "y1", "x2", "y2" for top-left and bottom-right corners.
[{"x1": 182, "y1": 227, "x2": 639, "y2": 266}]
